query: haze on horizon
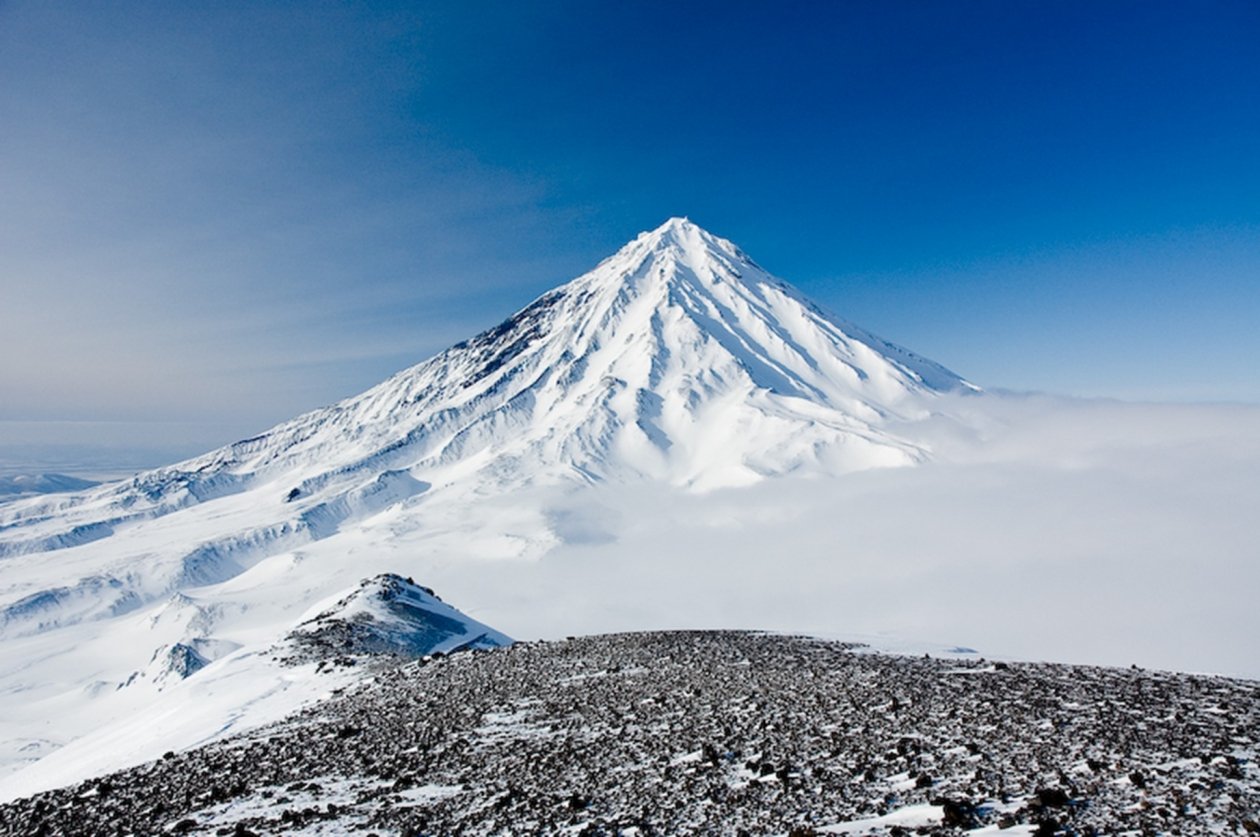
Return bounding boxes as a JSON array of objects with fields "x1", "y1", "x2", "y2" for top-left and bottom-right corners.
[{"x1": 2, "y1": 1, "x2": 1258, "y2": 473}]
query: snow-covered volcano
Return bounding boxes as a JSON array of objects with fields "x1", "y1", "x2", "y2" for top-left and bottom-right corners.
[
  {"x1": 0, "y1": 218, "x2": 974, "y2": 784},
  {"x1": 1, "y1": 217, "x2": 969, "y2": 555},
  {"x1": 0, "y1": 219, "x2": 972, "y2": 633}
]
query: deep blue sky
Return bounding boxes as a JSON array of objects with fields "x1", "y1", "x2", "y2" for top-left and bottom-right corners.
[{"x1": 2, "y1": 1, "x2": 1258, "y2": 458}]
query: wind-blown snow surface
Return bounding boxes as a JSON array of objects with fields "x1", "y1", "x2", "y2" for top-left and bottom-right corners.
[{"x1": 0, "y1": 219, "x2": 1257, "y2": 797}]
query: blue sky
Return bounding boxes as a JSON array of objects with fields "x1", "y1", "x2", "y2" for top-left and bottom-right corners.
[{"x1": 2, "y1": 1, "x2": 1258, "y2": 464}]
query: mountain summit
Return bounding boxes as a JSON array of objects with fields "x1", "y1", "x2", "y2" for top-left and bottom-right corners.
[
  {"x1": 0, "y1": 217, "x2": 972, "y2": 648},
  {"x1": 2, "y1": 218, "x2": 970, "y2": 556}
]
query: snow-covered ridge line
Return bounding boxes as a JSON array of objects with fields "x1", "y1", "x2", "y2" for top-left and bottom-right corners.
[{"x1": 0, "y1": 474, "x2": 99, "y2": 500}]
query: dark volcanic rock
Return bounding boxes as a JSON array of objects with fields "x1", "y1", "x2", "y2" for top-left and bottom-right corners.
[{"x1": 0, "y1": 631, "x2": 1257, "y2": 835}]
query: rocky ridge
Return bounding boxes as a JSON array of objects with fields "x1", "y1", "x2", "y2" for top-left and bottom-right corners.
[{"x1": 1, "y1": 631, "x2": 1255, "y2": 836}]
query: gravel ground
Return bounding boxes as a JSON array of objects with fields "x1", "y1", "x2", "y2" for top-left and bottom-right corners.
[{"x1": 1, "y1": 631, "x2": 1256, "y2": 836}]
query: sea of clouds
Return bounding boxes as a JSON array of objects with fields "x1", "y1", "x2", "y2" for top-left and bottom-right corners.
[{"x1": 437, "y1": 394, "x2": 1260, "y2": 678}]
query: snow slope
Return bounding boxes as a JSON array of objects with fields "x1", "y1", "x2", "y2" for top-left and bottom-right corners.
[{"x1": 0, "y1": 574, "x2": 510, "y2": 802}]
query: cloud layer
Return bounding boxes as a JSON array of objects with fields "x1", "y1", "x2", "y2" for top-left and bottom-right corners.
[{"x1": 434, "y1": 396, "x2": 1260, "y2": 678}]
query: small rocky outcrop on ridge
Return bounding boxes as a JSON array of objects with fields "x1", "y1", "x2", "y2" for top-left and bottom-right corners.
[
  {"x1": 281, "y1": 573, "x2": 512, "y2": 663},
  {"x1": 1, "y1": 631, "x2": 1255, "y2": 836}
]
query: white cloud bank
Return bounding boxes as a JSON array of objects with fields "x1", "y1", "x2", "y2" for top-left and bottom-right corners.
[{"x1": 434, "y1": 395, "x2": 1260, "y2": 678}]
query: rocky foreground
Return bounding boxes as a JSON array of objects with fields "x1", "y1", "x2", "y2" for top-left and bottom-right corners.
[{"x1": 1, "y1": 631, "x2": 1257, "y2": 836}]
